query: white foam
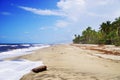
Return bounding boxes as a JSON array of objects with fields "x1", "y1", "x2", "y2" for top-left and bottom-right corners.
[
  {"x1": 20, "y1": 44, "x2": 30, "y2": 47},
  {"x1": 0, "y1": 45, "x2": 9, "y2": 47},
  {"x1": 0, "y1": 60, "x2": 44, "y2": 80},
  {"x1": 11, "y1": 45, "x2": 18, "y2": 47},
  {"x1": 0, "y1": 45, "x2": 50, "y2": 59}
]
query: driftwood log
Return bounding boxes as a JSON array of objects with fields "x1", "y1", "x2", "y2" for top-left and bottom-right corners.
[{"x1": 32, "y1": 65, "x2": 47, "y2": 73}]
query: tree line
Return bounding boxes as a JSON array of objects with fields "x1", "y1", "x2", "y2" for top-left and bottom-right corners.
[{"x1": 73, "y1": 17, "x2": 120, "y2": 46}]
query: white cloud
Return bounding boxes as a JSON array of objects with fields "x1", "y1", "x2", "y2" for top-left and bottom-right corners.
[
  {"x1": 85, "y1": 0, "x2": 119, "y2": 7},
  {"x1": 112, "y1": 10, "x2": 120, "y2": 19},
  {"x1": 39, "y1": 27, "x2": 46, "y2": 30},
  {"x1": 18, "y1": 0, "x2": 86, "y2": 30},
  {"x1": 0, "y1": 12, "x2": 11, "y2": 15},
  {"x1": 38, "y1": 26, "x2": 58, "y2": 31},
  {"x1": 82, "y1": 0, "x2": 120, "y2": 21},
  {"x1": 97, "y1": 0, "x2": 119, "y2": 5},
  {"x1": 98, "y1": 0, "x2": 111, "y2": 5},
  {"x1": 18, "y1": 0, "x2": 120, "y2": 29},
  {"x1": 19, "y1": 0, "x2": 85, "y2": 21},
  {"x1": 18, "y1": 0, "x2": 120, "y2": 20},
  {"x1": 18, "y1": 6, "x2": 66, "y2": 16},
  {"x1": 55, "y1": 20, "x2": 69, "y2": 28},
  {"x1": 57, "y1": 0, "x2": 85, "y2": 10},
  {"x1": 56, "y1": 0, "x2": 86, "y2": 22},
  {"x1": 57, "y1": 0, "x2": 85, "y2": 21}
]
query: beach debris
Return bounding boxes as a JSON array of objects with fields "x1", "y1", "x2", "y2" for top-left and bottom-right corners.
[
  {"x1": 32, "y1": 65, "x2": 47, "y2": 73},
  {"x1": 72, "y1": 44, "x2": 120, "y2": 56}
]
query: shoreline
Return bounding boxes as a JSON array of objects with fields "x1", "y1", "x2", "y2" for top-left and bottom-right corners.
[
  {"x1": 0, "y1": 44, "x2": 50, "y2": 80},
  {"x1": 2, "y1": 44, "x2": 120, "y2": 80}
]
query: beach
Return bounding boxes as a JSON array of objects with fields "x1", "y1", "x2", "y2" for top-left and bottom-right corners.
[{"x1": 7, "y1": 44, "x2": 120, "y2": 80}]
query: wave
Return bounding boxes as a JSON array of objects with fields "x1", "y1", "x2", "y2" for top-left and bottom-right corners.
[
  {"x1": 0, "y1": 44, "x2": 49, "y2": 80},
  {"x1": 0, "y1": 44, "x2": 50, "y2": 59},
  {"x1": 0, "y1": 59, "x2": 44, "y2": 80}
]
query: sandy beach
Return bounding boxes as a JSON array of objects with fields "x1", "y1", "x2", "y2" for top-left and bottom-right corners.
[{"x1": 8, "y1": 44, "x2": 120, "y2": 80}]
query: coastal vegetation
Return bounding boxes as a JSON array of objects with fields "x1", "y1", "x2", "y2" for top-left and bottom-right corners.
[{"x1": 73, "y1": 17, "x2": 120, "y2": 46}]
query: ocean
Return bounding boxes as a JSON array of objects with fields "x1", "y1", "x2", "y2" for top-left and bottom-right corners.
[
  {"x1": 0, "y1": 43, "x2": 50, "y2": 60},
  {"x1": 0, "y1": 43, "x2": 46, "y2": 52},
  {"x1": 0, "y1": 43, "x2": 50, "y2": 80}
]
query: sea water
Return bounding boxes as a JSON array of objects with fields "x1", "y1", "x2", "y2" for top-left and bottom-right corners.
[
  {"x1": 0, "y1": 43, "x2": 50, "y2": 59},
  {"x1": 0, "y1": 43, "x2": 50, "y2": 80}
]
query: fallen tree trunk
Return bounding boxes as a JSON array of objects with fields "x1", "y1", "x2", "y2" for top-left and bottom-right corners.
[{"x1": 32, "y1": 65, "x2": 47, "y2": 73}]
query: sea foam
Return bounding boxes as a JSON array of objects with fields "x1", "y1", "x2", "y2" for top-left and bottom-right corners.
[
  {"x1": 0, "y1": 45, "x2": 50, "y2": 60},
  {"x1": 0, "y1": 60, "x2": 44, "y2": 80},
  {"x1": 0, "y1": 44, "x2": 49, "y2": 80}
]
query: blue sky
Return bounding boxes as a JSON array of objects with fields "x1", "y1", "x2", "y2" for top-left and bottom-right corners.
[{"x1": 0, "y1": 0, "x2": 120, "y2": 44}]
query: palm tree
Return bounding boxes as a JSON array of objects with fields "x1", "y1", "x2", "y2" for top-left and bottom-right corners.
[
  {"x1": 100, "y1": 21, "x2": 112, "y2": 35},
  {"x1": 112, "y1": 17, "x2": 120, "y2": 37},
  {"x1": 100, "y1": 21, "x2": 112, "y2": 44}
]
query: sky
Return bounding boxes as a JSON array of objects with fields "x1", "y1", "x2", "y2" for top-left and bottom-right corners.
[{"x1": 0, "y1": 0, "x2": 120, "y2": 44}]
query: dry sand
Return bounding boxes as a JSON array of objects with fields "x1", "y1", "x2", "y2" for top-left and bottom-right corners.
[{"x1": 10, "y1": 44, "x2": 120, "y2": 80}]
